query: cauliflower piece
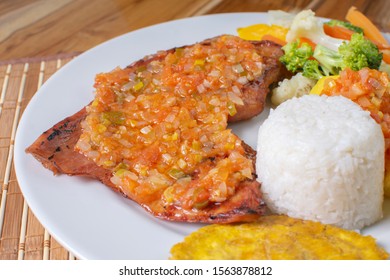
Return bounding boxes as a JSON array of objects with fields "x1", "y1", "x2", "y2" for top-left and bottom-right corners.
[
  {"x1": 271, "y1": 73, "x2": 316, "y2": 106},
  {"x1": 268, "y1": 10, "x2": 296, "y2": 28},
  {"x1": 286, "y1": 10, "x2": 344, "y2": 51}
]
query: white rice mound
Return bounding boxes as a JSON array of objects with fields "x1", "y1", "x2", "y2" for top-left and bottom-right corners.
[{"x1": 256, "y1": 95, "x2": 384, "y2": 230}]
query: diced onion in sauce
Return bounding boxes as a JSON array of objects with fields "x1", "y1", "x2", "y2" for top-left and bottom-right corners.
[{"x1": 76, "y1": 35, "x2": 263, "y2": 210}]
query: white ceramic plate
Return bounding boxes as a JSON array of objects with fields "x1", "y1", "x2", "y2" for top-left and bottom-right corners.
[{"x1": 14, "y1": 13, "x2": 390, "y2": 259}]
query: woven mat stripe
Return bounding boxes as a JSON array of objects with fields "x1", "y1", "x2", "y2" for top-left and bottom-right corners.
[
  {"x1": 0, "y1": 52, "x2": 81, "y2": 66},
  {"x1": 15, "y1": 63, "x2": 29, "y2": 259},
  {"x1": 0, "y1": 65, "x2": 11, "y2": 235},
  {"x1": 0, "y1": 63, "x2": 28, "y2": 259},
  {"x1": 39, "y1": 61, "x2": 50, "y2": 261},
  {"x1": 0, "y1": 65, "x2": 10, "y2": 255},
  {"x1": 18, "y1": 61, "x2": 45, "y2": 260},
  {"x1": 0, "y1": 56, "x2": 76, "y2": 260}
]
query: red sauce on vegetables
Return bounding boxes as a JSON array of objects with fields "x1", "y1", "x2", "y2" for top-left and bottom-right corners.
[{"x1": 322, "y1": 67, "x2": 390, "y2": 169}]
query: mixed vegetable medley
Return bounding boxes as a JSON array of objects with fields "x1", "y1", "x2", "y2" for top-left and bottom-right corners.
[{"x1": 238, "y1": 6, "x2": 390, "y2": 198}]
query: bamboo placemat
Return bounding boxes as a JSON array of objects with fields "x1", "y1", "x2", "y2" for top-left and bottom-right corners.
[{"x1": 0, "y1": 53, "x2": 79, "y2": 260}]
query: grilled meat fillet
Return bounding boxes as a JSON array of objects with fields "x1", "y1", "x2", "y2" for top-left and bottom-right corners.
[
  {"x1": 26, "y1": 108, "x2": 264, "y2": 223},
  {"x1": 26, "y1": 35, "x2": 287, "y2": 223}
]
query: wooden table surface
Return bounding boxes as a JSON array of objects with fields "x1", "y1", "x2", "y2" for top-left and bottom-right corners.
[{"x1": 1, "y1": 0, "x2": 390, "y2": 61}]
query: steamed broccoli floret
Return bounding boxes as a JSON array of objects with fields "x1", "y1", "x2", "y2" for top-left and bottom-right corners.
[
  {"x1": 302, "y1": 60, "x2": 326, "y2": 80},
  {"x1": 280, "y1": 40, "x2": 313, "y2": 73},
  {"x1": 313, "y1": 45, "x2": 344, "y2": 75},
  {"x1": 280, "y1": 31, "x2": 382, "y2": 80},
  {"x1": 325, "y1": 20, "x2": 363, "y2": 34},
  {"x1": 339, "y1": 33, "x2": 382, "y2": 70},
  {"x1": 310, "y1": 33, "x2": 382, "y2": 72}
]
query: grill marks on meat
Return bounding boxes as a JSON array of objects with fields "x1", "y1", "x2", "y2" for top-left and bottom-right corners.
[
  {"x1": 26, "y1": 108, "x2": 114, "y2": 187},
  {"x1": 26, "y1": 37, "x2": 287, "y2": 223}
]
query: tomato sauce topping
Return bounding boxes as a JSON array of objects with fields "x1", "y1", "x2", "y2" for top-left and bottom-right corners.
[
  {"x1": 322, "y1": 67, "x2": 390, "y2": 167},
  {"x1": 76, "y1": 35, "x2": 264, "y2": 210}
]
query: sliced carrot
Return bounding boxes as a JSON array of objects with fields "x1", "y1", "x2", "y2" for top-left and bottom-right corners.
[
  {"x1": 261, "y1": 34, "x2": 287, "y2": 46},
  {"x1": 346, "y1": 6, "x2": 389, "y2": 45},
  {"x1": 382, "y1": 50, "x2": 390, "y2": 64},
  {"x1": 298, "y1": 37, "x2": 316, "y2": 49},
  {"x1": 324, "y1": 23, "x2": 390, "y2": 50},
  {"x1": 323, "y1": 24, "x2": 354, "y2": 41}
]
